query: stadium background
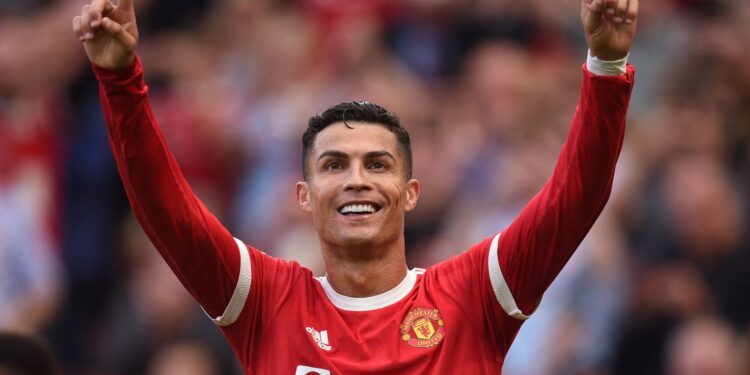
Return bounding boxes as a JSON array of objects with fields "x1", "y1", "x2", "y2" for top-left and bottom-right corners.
[{"x1": 1, "y1": 0, "x2": 748, "y2": 373}]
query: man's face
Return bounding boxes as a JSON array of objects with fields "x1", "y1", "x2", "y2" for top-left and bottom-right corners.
[{"x1": 296, "y1": 122, "x2": 419, "y2": 253}]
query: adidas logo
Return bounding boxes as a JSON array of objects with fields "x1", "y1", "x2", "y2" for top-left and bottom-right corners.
[{"x1": 305, "y1": 327, "x2": 332, "y2": 351}]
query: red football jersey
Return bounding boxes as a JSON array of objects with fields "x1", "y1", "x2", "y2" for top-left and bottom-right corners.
[
  {"x1": 94, "y1": 58, "x2": 634, "y2": 374},
  {"x1": 220, "y1": 234, "x2": 517, "y2": 374}
]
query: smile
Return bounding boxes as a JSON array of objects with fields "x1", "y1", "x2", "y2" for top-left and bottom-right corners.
[{"x1": 338, "y1": 203, "x2": 381, "y2": 215}]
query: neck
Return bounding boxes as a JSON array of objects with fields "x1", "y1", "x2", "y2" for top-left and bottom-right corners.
[{"x1": 321, "y1": 237, "x2": 408, "y2": 298}]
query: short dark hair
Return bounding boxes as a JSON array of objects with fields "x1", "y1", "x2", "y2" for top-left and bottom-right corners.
[
  {"x1": 0, "y1": 332, "x2": 57, "y2": 375},
  {"x1": 302, "y1": 101, "x2": 412, "y2": 180}
]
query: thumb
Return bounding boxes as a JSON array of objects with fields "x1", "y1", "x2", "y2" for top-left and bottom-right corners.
[
  {"x1": 582, "y1": 0, "x2": 605, "y2": 30},
  {"x1": 101, "y1": 17, "x2": 137, "y2": 49},
  {"x1": 586, "y1": 0, "x2": 605, "y2": 15}
]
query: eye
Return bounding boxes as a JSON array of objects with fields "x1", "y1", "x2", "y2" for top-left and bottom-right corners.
[
  {"x1": 369, "y1": 161, "x2": 387, "y2": 170},
  {"x1": 325, "y1": 161, "x2": 343, "y2": 170}
]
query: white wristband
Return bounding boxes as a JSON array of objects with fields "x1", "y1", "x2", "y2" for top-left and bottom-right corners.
[{"x1": 586, "y1": 49, "x2": 628, "y2": 76}]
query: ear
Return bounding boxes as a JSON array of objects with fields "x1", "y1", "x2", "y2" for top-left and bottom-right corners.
[
  {"x1": 404, "y1": 178, "x2": 420, "y2": 212},
  {"x1": 296, "y1": 181, "x2": 312, "y2": 212}
]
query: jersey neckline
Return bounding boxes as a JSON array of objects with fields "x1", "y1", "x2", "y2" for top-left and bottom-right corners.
[{"x1": 316, "y1": 268, "x2": 418, "y2": 311}]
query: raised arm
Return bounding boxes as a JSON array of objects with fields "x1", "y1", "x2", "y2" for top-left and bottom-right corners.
[
  {"x1": 489, "y1": 0, "x2": 638, "y2": 318},
  {"x1": 72, "y1": 0, "x2": 244, "y2": 324}
]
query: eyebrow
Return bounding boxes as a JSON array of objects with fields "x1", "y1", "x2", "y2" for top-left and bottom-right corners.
[
  {"x1": 317, "y1": 150, "x2": 348, "y2": 161},
  {"x1": 366, "y1": 151, "x2": 397, "y2": 163},
  {"x1": 317, "y1": 150, "x2": 397, "y2": 162}
]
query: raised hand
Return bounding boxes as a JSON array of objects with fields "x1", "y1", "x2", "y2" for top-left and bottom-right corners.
[
  {"x1": 582, "y1": 0, "x2": 638, "y2": 60},
  {"x1": 72, "y1": 0, "x2": 138, "y2": 69}
]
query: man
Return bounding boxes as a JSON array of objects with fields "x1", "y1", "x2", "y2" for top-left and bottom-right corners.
[{"x1": 72, "y1": 0, "x2": 637, "y2": 373}]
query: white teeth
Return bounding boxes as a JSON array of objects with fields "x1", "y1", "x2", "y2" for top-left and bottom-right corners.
[{"x1": 340, "y1": 204, "x2": 376, "y2": 214}]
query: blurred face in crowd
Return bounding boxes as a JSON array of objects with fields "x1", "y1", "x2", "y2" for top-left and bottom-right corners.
[
  {"x1": 667, "y1": 317, "x2": 743, "y2": 375},
  {"x1": 296, "y1": 122, "x2": 419, "y2": 255}
]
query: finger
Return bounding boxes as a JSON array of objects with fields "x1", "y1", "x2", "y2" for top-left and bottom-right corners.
[
  {"x1": 89, "y1": 0, "x2": 114, "y2": 28},
  {"x1": 73, "y1": 16, "x2": 84, "y2": 40},
  {"x1": 625, "y1": 0, "x2": 638, "y2": 24},
  {"x1": 80, "y1": 5, "x2": 93, "y2": 40},
  {"x1": 614, "y1": 0, "x2": 628, "y2": 23},
  {"x1": 588, "y1": 0, "x2": 604, "y2": 15},
  {"x1": 101, "y1": 17, "x2": 137, "y2": 48},
  {"x1": 117, "y1": 0, "x2": 134, "y2": 12},
  {"x1": 602, "y1": 0, "x2": 617, "y2": 18}
]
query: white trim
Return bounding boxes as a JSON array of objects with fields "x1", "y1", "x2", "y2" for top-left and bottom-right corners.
[
  {"x1": 205, "y1": 237, "x2": 252, "y2": 326},
  {"x1": 295, "y1": 366, "x2": 330, "y2": 375},
  {"x1": 488, "y1": 233, "x2": 530, "y2": 320},
  {"x1": 586, "y1": 49, "x2": 629, "y2": 76},
  {"x1": 316, "y1": 268, "x2": 417, "y2": 311}
]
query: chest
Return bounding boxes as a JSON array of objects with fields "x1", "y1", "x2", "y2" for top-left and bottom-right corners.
[{"x1": 253, "y1": 287, "x2": 496, "y2": 374}]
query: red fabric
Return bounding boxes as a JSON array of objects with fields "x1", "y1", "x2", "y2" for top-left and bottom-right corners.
[
  {"x1": 0, "y1": 96, "x2": 62, "y2": 247},
  {"x1": 0, "y1": 98, "x2": 59, "y2": 182},
  {"x1": 94, "y1": 58, "x2": 634, "y2": 374},
  {"x1": 94, "y1": 58, "x2": 240, "y2": 320},
  {"x1": 498, "y1": 64, "x2": 635, "y2": 318}
]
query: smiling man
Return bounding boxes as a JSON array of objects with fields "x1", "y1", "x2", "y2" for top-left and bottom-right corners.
[
  {"x1": 297, "y1": 107, "x2": 420, "y2": 299},
  {"x1": 73, "y1": 0, "x2": 637, "y2": 373}
]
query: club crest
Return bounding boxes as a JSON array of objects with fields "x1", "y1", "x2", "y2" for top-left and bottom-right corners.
[{"x1": 400, "y1": 307, "x2": 445, "y2": 348}]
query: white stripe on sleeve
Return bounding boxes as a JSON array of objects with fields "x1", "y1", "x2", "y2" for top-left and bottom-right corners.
[
  {"x1": 487, "y1": 233, "x2": 530, "y2": 320},
  {"x1": 204, "y1": 237, "x2": 252, "y2": 326}
]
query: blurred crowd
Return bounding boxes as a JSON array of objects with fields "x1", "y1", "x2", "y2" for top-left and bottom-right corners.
[{"x1": 1, "y1": 0, "x2": 749, "y2": 374}]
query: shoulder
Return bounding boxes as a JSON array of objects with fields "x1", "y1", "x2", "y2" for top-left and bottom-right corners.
[
  {"x1": 250, "y1": 244, "x2": 313, "y2": 277},
  {"x1": 426, "y1": 235, "x2": 496, "y2": 276}
]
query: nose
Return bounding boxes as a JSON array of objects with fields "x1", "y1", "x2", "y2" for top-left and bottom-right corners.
[{"x1": 344, "y1": 163, "x2": 373, "y2": 191}]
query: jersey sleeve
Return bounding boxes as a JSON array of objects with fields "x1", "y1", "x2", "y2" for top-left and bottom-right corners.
[
  {"x1": 221, "y1": 247, "x2": 311, "y2": 367},
  {"x1": 493, "y1": 64, "x2": 635, "y2": 317},
  {"x1": 428, "y1": 236, "x2": 523, "y2": 360},
  {"x1": 93, "y1": 57, "x2": 246, "y2": 324},
  {"x1": 431, "y1": 64, "x2": 634, "y2": 359}
]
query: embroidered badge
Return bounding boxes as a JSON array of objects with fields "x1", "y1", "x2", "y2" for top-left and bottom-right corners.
[{"x1": 400, "y1": 307, "x2": 446, "y2": 348}]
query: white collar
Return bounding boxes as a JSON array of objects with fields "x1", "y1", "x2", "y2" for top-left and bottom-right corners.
[{"x1": 317, "y1": 269, "x2": 417, "y2": 311}]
